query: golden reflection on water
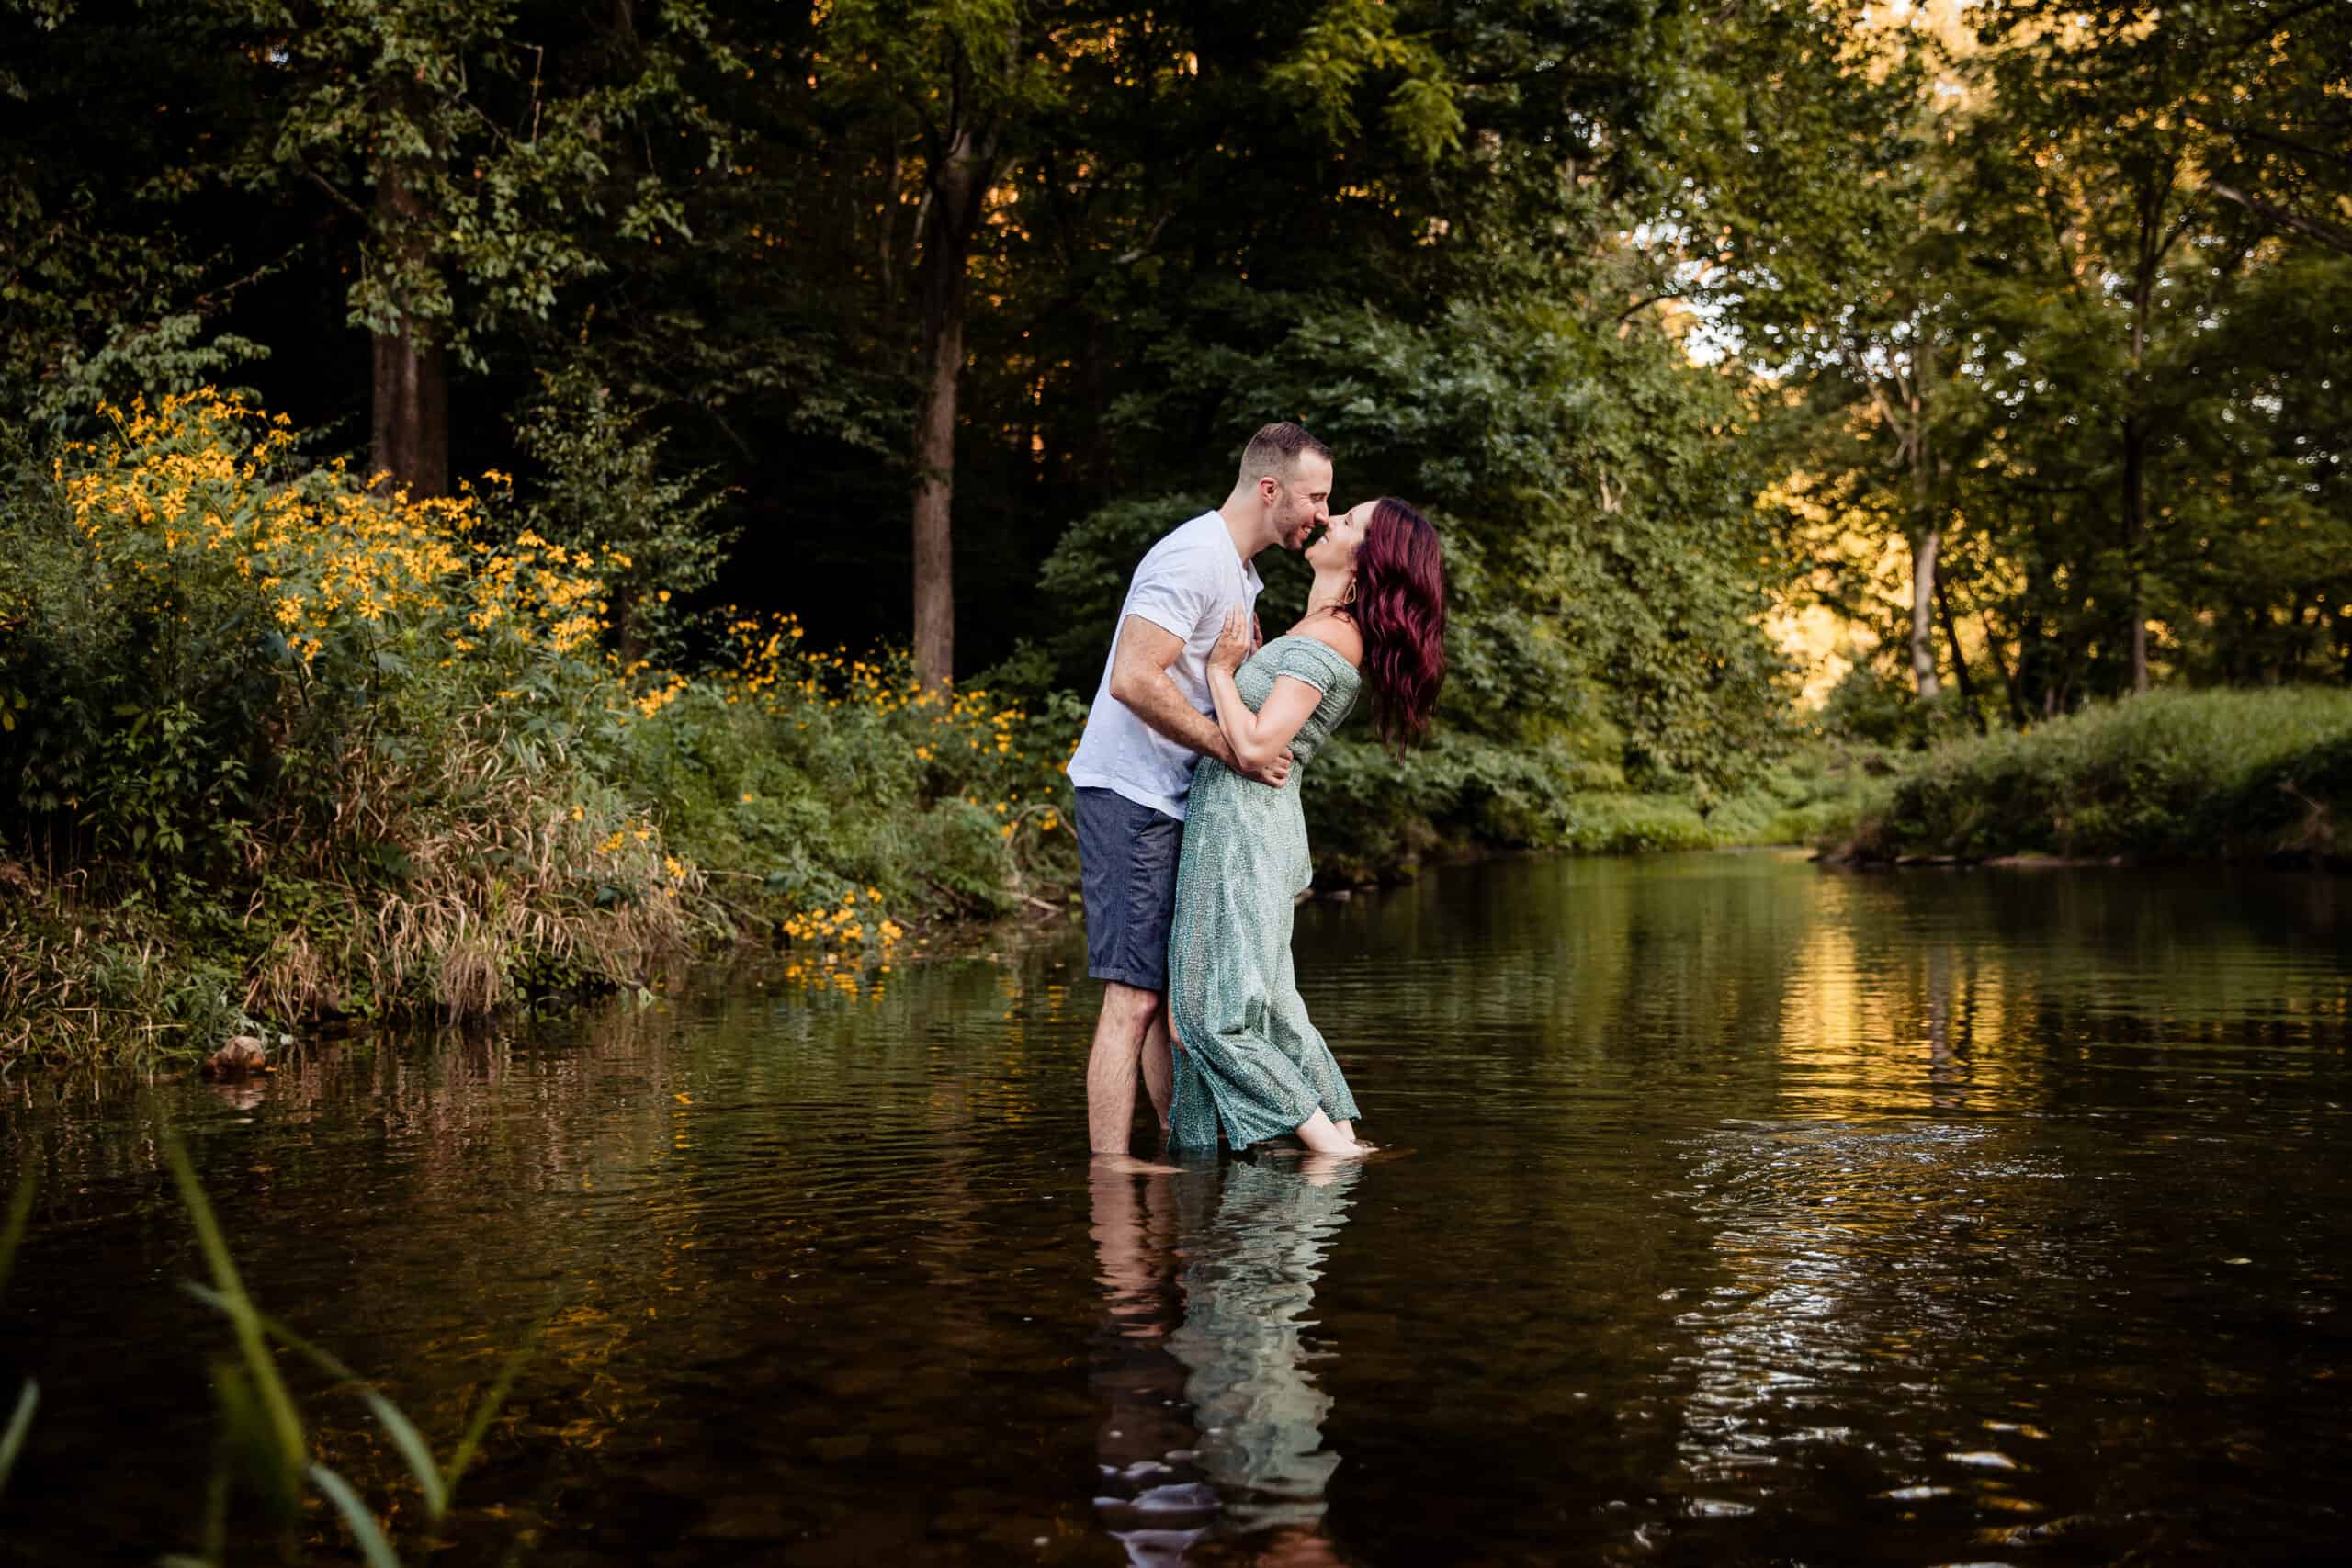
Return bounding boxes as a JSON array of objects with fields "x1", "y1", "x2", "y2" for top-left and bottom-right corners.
[{"x1": 1778, "y1": 915, "x2": 2013, "y2": 1116}]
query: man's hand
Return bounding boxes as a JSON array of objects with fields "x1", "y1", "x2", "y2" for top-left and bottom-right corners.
[
  {"x1": 1107, "y1": 614, "x2": 1238, "y2": 764},
  {"x1": 1233, "y1": 742, "x2": 1294, "y2": 788}
]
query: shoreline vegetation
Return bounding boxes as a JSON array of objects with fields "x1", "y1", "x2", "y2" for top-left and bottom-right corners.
[
  {"x1": 1821, "y1": 688, "x2": 2352, "y2": 872},
  {"x1": 0, "y1": 395, "x2": 2340, "y2": 1074},
  {"x1": 0, "y1": 393, "x2": 1077, "y2": 1068},
  {"x1": 0, "y1": 391, "x2": 1841, "y2": 1074}
]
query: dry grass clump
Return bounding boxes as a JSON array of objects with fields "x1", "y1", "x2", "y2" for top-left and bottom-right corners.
[{"x1": 243, "y1": 719, "x2": 707, "y2": 1025}]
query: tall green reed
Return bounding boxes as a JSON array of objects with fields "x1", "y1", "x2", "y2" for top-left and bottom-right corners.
[
  {"x1": 0, "y1": 1135, "x2": 541, "y2": 1564},
  {"x1": 0, "y1": 1166, "x2": 37, "y2": 1494}
]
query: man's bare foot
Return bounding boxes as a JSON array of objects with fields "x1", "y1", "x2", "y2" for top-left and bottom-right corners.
[{"x1": 1090, "y1": 1152, "x2": 1183, "y2": 1177}]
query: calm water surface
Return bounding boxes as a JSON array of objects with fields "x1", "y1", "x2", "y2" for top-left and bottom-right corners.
[{"x1": 5, "y1": 852, "x2": 2351, "y2": 1565}]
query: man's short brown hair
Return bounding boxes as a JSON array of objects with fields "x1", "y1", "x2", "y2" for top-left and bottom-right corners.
[{"x1": 1238, "y1": 422, "x2": 1332, "y2": 485}]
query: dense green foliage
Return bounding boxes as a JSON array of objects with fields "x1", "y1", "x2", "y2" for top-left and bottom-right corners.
[
  {"x1": 1840, "y1": 687, "x2": 2352, "y2": 864},
  {"x1": 1039, "y1": 299, "x2": 1792, "y2": 874},
  {"x1": 0, "y1": 393, "x2": 1075, "y2": 1063},
  {"x1": 1761, "y1": 1, "x2": 2352, "y2": 712}
]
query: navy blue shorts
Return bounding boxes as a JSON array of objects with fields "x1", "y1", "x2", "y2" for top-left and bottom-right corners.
[{"x1": 1073, "y1": 787, "x2": 1182, "y2": 992}]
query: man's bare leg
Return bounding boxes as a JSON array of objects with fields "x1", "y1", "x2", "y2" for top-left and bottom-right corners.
[
  {"x1": 1140, "y1": 1003, "x2": 1175, "y2": 1136},
  {"x1": 1087, "y1": 981, "x2": 1162, "y2": 1155}
]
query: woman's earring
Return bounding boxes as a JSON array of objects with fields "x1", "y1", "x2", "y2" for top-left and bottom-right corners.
[{"x1": 1341, "y1": 576, "x2": 1357, "y2": 606}]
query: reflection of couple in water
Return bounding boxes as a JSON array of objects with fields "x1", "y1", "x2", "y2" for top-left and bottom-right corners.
[
  {"x1": 1091, "y1": 1155, "x2": 1363, "y2": 1567},
  {"x1": 1069, "y1": 423, "x2": 1447, "y2": 1162}
]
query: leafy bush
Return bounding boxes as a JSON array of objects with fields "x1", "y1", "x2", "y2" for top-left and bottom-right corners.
[
  {"x1": 0, "y1": 391, "x2": 1072, "y2": 1064},
  {"x1": 1846, "y1": 688, "x2": 2352, "y2": 862},
  {"x1": 512, "y1": 363, "x2": 732, "y2": 667},
  {"x1": 1816, "y1": 662, "x2": 1986, "y2": 751}
]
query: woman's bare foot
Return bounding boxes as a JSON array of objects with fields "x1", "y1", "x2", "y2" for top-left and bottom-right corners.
[{"x1": 1294, "y1": 1111, "x2": 1370, "y2": 1157}]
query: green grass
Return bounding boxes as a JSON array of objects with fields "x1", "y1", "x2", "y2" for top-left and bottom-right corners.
[{"x1": 1835, "y1": 687, "x2": 2352, "y2": 863}]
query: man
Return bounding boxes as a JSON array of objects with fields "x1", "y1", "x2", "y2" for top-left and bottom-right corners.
[{"x1": 1071, "y1": 422, "x2": 1332, "y2": 1156}]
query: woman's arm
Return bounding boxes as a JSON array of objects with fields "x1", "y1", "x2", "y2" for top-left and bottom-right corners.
[
  {"x1": 1106, "y1": 615, "x2": 1289, "y2": 785},
  {"x1": 1204, "y1": 608, "x2": 1326, "y2": 775}
]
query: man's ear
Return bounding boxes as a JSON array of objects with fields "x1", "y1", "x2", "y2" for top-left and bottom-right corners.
[{"x1": 1258, "y1": 475, "x2": 1280, "y2": 504}]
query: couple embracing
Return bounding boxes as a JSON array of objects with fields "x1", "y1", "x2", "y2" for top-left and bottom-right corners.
[{"x1": 1070, "y1": 423, "x2": 1447, "y2": 1161}]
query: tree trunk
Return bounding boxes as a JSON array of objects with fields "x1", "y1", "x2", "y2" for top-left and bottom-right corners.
[
  {"x1": 369, "y1": 107, "x2": 448, "y2": 496},
  {"x1": 2018, "y1": 551, "x2": 2060, "y2": 718},
  {"x1": 1976, "y1": 597, "x2": 2030, "y2": 728},
  {"x1": 2121, "y1": 413, "x2": 2149, "y2": 694},
  {"x1": 910, "y1": 124, "x2": 996, "y2": 689},
  {"x1": 2121, "y1": 179, "x2": 2168, "y2": 698},
  {"x1": 1905, "y1": 324, "x2": 1940, "y2": 700},
  {"x1": 911, "y1": 308, "x2": 960, "y2": 689},
  {"x1": 1934, "y1": 570, "x2": 1984, "y2": 733},
  {"x1": 877, "y1": 125, "x2": 903, "y2": 342},
  {"x1": 1909, "y1": 525, "x2": 1943, "y2": 701},
  {"x1": 370, "y1": 331, "x2": 448, "y2": 497}
]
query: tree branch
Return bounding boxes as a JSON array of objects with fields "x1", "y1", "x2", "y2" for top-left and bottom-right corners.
[
  {"x1": 2225, "y1": 0, "x2": 2337, "y2": 58},
  {"x1": 2206, "y1": 181, "x2": 2352, "y2": 255},
  {"x1": 194, "y1": 240, "x2": 309, "y2": 309},
  {"x1": 1615, "y1": 291, "x2": 1681, "y2": 323},
  {"x1": 296, "y1": 161, "x2": 367, "y2": 220},
  {"x1": 2184, "y1": 111, "x2": 2352, "y2": 173}
]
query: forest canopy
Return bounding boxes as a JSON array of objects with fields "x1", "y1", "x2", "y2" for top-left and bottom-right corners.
[{"x1": 4, "y1": 0, "x2": 2347, "y2": 864}]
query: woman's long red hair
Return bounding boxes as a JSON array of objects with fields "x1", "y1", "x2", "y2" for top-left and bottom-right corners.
[{"x1": 1352, "y1": 499, "x2": 1446, "y2": 744}]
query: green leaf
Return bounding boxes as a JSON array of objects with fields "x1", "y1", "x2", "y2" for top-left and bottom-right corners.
[
  {"x1": 310, "y1": 1462, "x2": 402, "y2": 1568},
  {"x1": 163, "y1": 1133, "x2": 307, "y2": 1493},
  {"x1": 187, "y1": 1282, "x2": 447, "y2": 1517},
  {"x1": 363, "y1": 1389, "x2": 448, "y2": 1520},
  {"x1": 0, "y1": 1380, "x2": 37, "y2": 1493},
  {"x1": 442, "y1": 1320, "x2": 545, "y2": 1501}
]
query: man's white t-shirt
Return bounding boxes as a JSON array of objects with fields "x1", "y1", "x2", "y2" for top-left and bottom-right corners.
[{"x1": 1068, "y1": 512, "x2": 1262, "y2": 821}]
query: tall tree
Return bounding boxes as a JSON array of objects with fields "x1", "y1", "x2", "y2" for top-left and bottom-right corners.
[
  {"x1": 224, "y1": 0, "x2": 728, "y2": 494},
  {"x1": 1707, "y1": 4, "x2": 1964, "y2": 699},
  {"x1": 1966, "y1": 0, "x2": 2352, "y2": 693},
  {"x1": 814, "y1": 0, "x2": 1052, "y2": 687}
]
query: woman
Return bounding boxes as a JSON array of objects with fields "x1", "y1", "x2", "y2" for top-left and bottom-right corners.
[{"x1": 1165, "y1": 497, "x2": 1447, "y2": 1157}]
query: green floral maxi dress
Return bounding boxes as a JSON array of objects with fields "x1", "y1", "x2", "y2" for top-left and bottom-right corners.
[{"x1": 1167, "y1": 635, "x2": 1363, "y2": 1150}]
